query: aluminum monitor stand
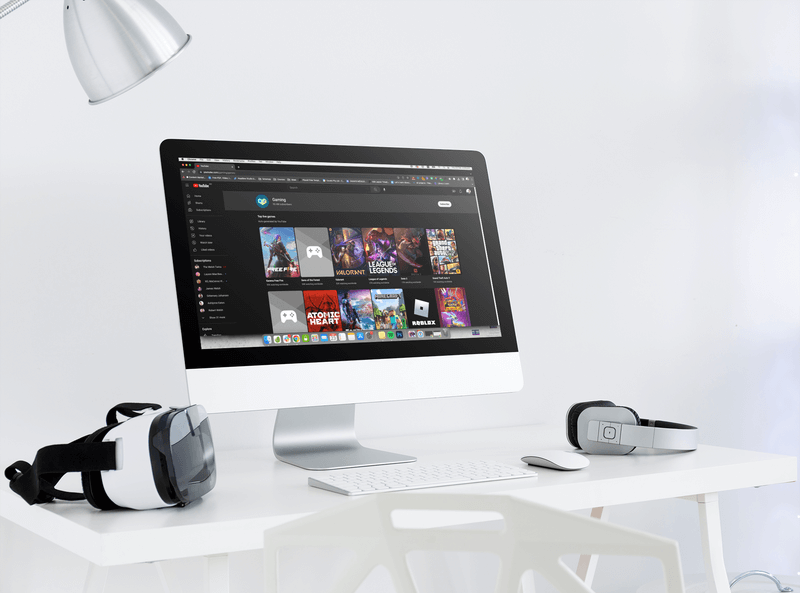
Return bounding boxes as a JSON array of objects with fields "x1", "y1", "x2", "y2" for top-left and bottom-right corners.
[{"x1": 272, "y1": 404, "x2": 417, "y2": 470}]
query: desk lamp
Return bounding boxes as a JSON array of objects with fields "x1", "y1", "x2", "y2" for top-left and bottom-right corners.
[{"x1": 0, "y1": 0, "x2": 190, "y2": 104}]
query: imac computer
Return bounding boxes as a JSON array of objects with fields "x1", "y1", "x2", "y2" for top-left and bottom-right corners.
[{"x1": 159, "y1": 140, "x2": 523, "y2": 470}]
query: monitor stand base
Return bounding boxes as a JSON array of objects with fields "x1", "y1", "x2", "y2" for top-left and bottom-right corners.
[{"x1": 272, "y1": 404, "x2": 417, "y2": 471}]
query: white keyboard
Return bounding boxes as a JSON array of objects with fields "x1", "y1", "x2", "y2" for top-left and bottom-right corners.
[{"x1": 308, "y1": 459, "x2": 537, "y2": 496}]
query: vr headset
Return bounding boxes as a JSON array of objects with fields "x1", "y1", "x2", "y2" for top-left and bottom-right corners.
[
  {"x1": 5, "y1": 403, "x2": 216, "y2": 510},
  {"x1": 567, "y1": 400, "x2": 698, "y2": 455}
]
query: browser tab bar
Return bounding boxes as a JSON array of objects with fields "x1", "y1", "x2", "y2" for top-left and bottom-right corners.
[{"x1": 178, "y1": 157, "x2": 473, "y2": 171}]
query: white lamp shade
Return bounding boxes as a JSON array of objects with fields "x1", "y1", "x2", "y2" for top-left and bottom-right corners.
[{"x1": 63, "y1": 0, "x2": 190, "y2": 104}]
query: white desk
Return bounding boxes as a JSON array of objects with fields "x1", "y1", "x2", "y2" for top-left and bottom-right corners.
[{"x1": 1, "y1": 424, "x2": 796, "y2": 593}]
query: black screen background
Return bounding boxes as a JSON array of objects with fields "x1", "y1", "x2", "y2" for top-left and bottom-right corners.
[{"x1": 161, "y1": 140, "x2": 518, "y2": 369}]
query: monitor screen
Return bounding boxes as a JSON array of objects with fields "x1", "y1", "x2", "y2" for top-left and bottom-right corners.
[{"x1": 160, "y1": 140, "x2": 522, "y2": 468}]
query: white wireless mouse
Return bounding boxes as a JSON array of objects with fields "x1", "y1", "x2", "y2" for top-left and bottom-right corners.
[{"x1": 522, "y1": 450, "x2": 589, "y2": 471}]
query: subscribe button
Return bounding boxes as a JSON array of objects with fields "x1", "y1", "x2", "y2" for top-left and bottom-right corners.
[{"x1": 437, "y1": 200, "x2": 452, "y2": 208}]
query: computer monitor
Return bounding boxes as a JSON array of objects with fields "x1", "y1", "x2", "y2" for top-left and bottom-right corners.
[{"x1": 159, "y1": 140, "x2": 523, "y2": 470}]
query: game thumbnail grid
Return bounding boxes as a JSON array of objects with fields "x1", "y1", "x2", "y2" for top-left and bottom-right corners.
[
  {"x1": 260, "y1": 227, "x2": 461, "y2": 278},
  {"x1": 266, "y1": 287, "x2": 471, "y2": 344}
]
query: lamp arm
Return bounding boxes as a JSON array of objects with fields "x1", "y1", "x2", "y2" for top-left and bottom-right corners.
[{"x1": 0, "y1": 0, "x2": 32, "y2": 20}]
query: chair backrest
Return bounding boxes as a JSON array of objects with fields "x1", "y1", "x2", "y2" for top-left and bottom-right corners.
[{"x1": 264, "y1": 493, "x2": 685, "y2": 593}]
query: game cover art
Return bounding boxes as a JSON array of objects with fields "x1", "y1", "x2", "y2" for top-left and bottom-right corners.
[
  {"x1": 338, "y1": 289, "x2": 376, "y2": 331},
  {"x1": 426, "y1": 228, "x2": 461, "y2": 275},
  {"x1": 303, "y1": 290, "x2": 343, "y2": 332},
  {"x1": 268, "y1": 291, "x2": 308, "y2": 333},
  {"x1": 329, "y1": 227, "x2": 367, "y2": 276},
  {"x1": 294, "y1": 227, "x2": 335, "y2": 277},
  {"x1": 260, "y1": 227, "x2": 300, "y2": 278},
  {"x1": 435, "y1": 287, "x2": 470, "y2": 327},
  {"x1": 361, "y1": 227, "x2": 399, "y2": 275},
  {"x1": 394, "y1": 227, "x2": 431, "y2": 276},
  {"x1": 371, "y1": 289, "x2": 408, "y2": 330},
  {"x1": 403, "y1": 288, "x2": 439, "y2": 328}
]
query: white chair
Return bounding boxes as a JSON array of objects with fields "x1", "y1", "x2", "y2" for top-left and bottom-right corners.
[{"x1": 264, "y1": 492, "x2": 686, "y2": 593}]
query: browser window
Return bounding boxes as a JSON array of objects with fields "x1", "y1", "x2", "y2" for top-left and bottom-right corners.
[{"x1": 175, "y1": 157, "x2": 503, "y2": 351}]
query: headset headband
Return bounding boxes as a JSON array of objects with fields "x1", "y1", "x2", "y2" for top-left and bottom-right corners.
[
  {"x1": 5, "y1": 403, "x2": 161, "y2": 505},
  {"x1": 584, "y1": 418, "x2": 698, "y2": 450}
]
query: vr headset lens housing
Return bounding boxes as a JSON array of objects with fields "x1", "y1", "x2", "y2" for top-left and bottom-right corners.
[{"x1": 151, "y1": 405, "x2": 216, "y2": 505}]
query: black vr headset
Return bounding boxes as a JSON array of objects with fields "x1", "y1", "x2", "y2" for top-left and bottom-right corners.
[
  {"x1": 5, "y1": 403, "x2": 216, "y2": 510},
  {"x1": 567, "y1": 400, "x2": 698, "y2": 455}
]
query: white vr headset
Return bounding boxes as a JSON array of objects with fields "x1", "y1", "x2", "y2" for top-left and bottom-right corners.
[
  {"x1": 567, "y1": 400, "x2": 698, "y2": 455},
  {"x1": 5, "y1": 403, "x2": 216, "y2": 510}
]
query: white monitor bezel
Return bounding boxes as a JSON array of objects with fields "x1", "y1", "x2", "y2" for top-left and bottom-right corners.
[{"x1": 187, "y1": 351, "x2": 523, "y2": 413}]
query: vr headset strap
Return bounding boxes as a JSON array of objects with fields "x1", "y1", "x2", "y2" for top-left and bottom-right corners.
[
  {"x1": 105, "y1": 402, "x2": 162, "y2": 426},
  {"x1": 4, "y1": 437, "x2": 117, "y2": 505}
]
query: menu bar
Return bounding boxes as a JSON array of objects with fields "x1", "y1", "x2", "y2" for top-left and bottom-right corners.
[
  {"x1": 179, "y1": 157, "x2": 472, "y2": 171},
  {"x1": 180, "y1": 169, "x2": 475, "y2": 188}
]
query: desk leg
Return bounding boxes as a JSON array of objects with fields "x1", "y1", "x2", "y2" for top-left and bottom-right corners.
[
  {"x1": 696, "y1": 493, "x2": 731, "y2": 593},
  {"x1": 204, "y1": 554, "x2": 230, "y2": 593},
  {"x1": 82, "y1": 564, "x2": 109, "y2": 593},
  {"x1": 152, "y1": 562, "x2": 172, "y2": 593},
  {"x1": 576, "y1": 506, "x2": 609, "y2": 587}
]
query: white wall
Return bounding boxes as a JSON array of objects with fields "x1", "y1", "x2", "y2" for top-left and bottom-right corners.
[{"x1": 1, "y1": 0, "x2": 798, "y2": 591}]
